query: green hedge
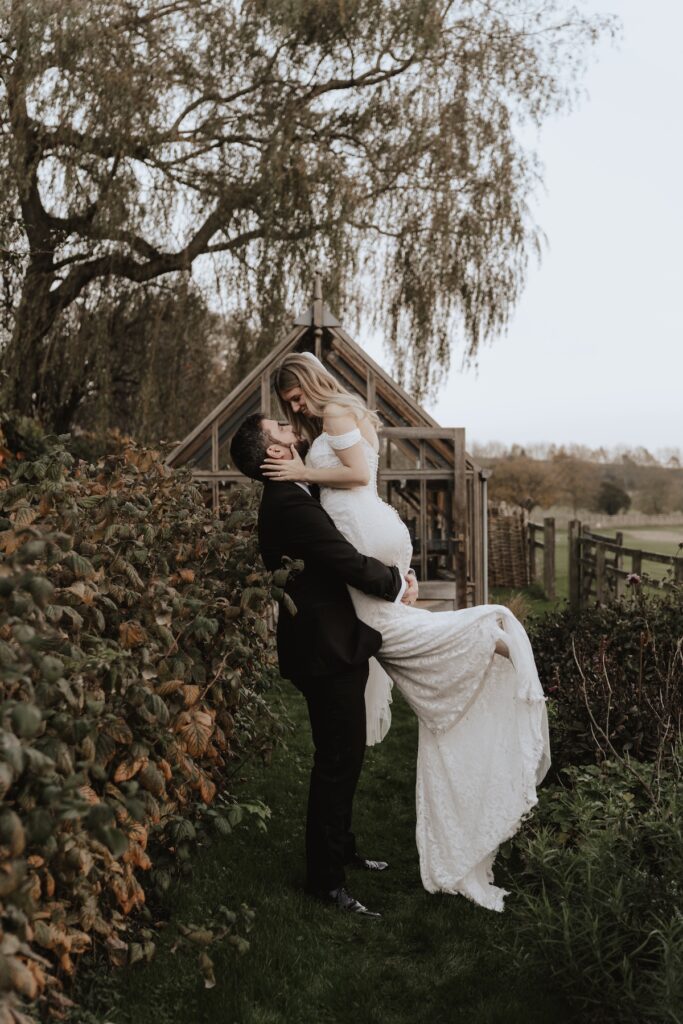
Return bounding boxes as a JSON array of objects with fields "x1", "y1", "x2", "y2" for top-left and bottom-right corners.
[
  {"x1": 528, "y1": 589, "x2": 683, "y2": 771},
  {"x1": 500, "y1": 586, "x2": 683, "y2": 1022},
  {"x1": 503, "y1": 754, "x2": 683, "y2": 1023},
  {"x1": 0, "y1": 419, "x2": 283, "y2": 1021}
]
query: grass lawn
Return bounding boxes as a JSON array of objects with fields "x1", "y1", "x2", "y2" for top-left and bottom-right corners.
[{"x1": 71, "y1": 685, "x2": 574, "y2": 1024}]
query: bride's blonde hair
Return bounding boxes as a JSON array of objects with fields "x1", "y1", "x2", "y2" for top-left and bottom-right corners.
[{"x1": 274, "y1": 351, "x2": 381, "y2": 442}]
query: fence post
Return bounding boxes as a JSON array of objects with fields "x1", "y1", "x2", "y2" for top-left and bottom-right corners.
[
  {"x1": 614, "y1": 531, "x2": 624, "y2": 598},
  {"x1": 543, "y1": 517, "x2": 556, "y2": 600},
  {"x1": 569, "y1": 519, "x2": 581, "y2": 611},
  {"x1": 527, "y1": 522, "x2": 537, "y2": 585},
  {"x1": 675, "y1": 558, "x2": 683, "y2": 587},
  {"x1": 595, "y1": 543, "x2": 606, "y2": 604},
  {"x1": 632, "y1": 550, "x2": 642, "y2": 579}
]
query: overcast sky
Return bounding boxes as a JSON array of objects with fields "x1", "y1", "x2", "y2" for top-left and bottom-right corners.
[{"x1": 362, "y1": 0, "x2": 683, "y2": 455}]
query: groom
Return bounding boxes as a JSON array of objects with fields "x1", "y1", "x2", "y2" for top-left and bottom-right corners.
[{"x1": 230, "y1": 413, "x2": 416, "y2": 917}]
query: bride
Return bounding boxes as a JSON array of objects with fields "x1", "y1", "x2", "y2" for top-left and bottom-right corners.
[{"x1": 261, "y1": 351, "x2": 551, "y2": 912}]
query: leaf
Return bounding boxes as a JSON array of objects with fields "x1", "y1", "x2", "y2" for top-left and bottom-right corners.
[
  {"x1": 240, "y1": 587, "x2": 268, "y2": 610},
  {"x1": 146, "y1": 692, "x2": 170, "y2": 725},
  {"x1": 197, "y1": 772, "x2": 216, "y2": 804},
  {"x1": 157, "y1": 679, "x2": 184, "y2": 697},
  {"x1": 175, "y1": 709, "x2": 214, "y2": 757},
  {"x1": 0, "y1": 809, "x2": 26, "y2": 856},
  {"x1": 119, "y1": 620, "x2": 146, "y2": 648},
  {"x1": 182, "y1": 685, "x2": 201, "y2": 707},
  {"x1": 101, "y1": 826, "x2": 129, "y2": 858},
  {"x1": 61, "y1": 604, "x2": 85, "y2": 629},
  {"x1": 105, "y1": 718, "x2": 134, "y2": 745},
  {"x1": 63, "y1": 551, "x2": 96, "y2": 578},
  {"x1": 11, "y1": 504, "x2": 37, "y2": 529},
  {"x1": 66, "y1": 580, "x2": 95, "y2": 604},
  {"x1": 198, "y1": 950, "x2": 216, "y2": 988},
  {"x1": 138, "y1": 763, "x2": 165, "y2": 797},
  {"x1": 114, "y1": 756, "x2": 148, "y2": 783},
  {"x1": 95, "y1": 731, "x2": 117, "y2": 764},
  {"x1": 179, "y1": 568, "x2": 195, "y2": 583},
  {"x1": 11, "y1": 702, "x2": 42, "y2": 739}
]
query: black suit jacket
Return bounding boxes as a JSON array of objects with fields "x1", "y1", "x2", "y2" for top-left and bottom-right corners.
[{"x1": 258, "y1": 481, "x2": 402, "y2": 680}]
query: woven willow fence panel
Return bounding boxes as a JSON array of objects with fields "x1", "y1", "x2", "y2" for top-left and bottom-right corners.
[{"x1": 487, "y1": 503, "x2": 529, "y2": 589}]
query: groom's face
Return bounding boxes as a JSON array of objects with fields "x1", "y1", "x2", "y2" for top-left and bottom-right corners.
[{"x1": 262, "y1": 419, "x2": 308, "y2": 461}]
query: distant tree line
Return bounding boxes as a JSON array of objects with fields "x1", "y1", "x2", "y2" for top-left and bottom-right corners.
[
  {"x1": 482, "y1": 449, "x2": 683, "y2": 516},
  {"x1": 472, "y1": 441, "x2": 682, "y2": 469}
]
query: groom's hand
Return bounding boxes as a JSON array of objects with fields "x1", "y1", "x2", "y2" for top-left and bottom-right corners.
[{"x1": 401, "y1": 572, "x2": 418, "y2": 605}]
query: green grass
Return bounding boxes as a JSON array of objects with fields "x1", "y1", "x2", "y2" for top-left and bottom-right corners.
[{"x1": 71, "y1": 686, "x2": 574, "y2": 1024}]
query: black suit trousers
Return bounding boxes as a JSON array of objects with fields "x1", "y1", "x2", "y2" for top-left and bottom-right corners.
[{"x1": 291, "y1": 665, "x2": 369, "y2": 894}]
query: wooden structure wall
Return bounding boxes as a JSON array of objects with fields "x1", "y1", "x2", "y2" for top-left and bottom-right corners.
[{"x1": 166, "y1": 279, "x2": 489, "y2": 608}]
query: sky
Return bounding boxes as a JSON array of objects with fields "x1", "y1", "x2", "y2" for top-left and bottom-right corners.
[{"x1": 362, "y1": 0, "x2": 683, "y2": 455}]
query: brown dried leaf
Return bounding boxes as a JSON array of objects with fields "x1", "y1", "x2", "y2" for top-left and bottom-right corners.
[
  {"x1": 182, "y1": 684, "x2": 201, "y2": 707},
  {"x1": 119, "y1": 620, "x2": 146, "y2": 648},
  {"x1": 175, "y1": 709, "x2": 213, "y2": 757},
  {"x1": 104, "y1": 719, "x2": 134, "y2": 745},
  {"x1": 157, "y1": 679, "x2": 184, "y2": 697},
  {"x1": 77, "y1": 785, "x2": 100, "y2": 804},
  {"x1": 113, "y1": 756, "x2": 148, "y2": 783},
  {"x1": 197, "y1": 773, "x2": 216, "y2": 805}
]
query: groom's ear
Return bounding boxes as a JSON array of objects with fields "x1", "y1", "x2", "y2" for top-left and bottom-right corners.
[{"x1": 265, "y1": 443, "x2": 287, "y2": 460}]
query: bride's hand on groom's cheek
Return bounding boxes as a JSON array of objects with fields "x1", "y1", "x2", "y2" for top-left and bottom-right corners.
[{"x1": 261, "y1": 447, "x2": 306, "y2": 481}]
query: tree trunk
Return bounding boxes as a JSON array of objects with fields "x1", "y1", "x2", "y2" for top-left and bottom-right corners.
[{"x1": 1, "y1": 262, "x2": 59, "y2": 417}]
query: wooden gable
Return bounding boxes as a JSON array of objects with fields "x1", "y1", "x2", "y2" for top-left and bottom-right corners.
[{"x1": 166, "y1": 277, "x2": 489, "y2": 606}]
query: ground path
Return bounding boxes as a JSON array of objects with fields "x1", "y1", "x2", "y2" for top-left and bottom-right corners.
[{"x1": 74, "y1": 685, "x2": 573, "y2": 1024}]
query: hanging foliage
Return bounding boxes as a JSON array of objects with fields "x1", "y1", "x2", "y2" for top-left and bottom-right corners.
[{"x1": 0, "y1": 0, "x2": 616, "y2": 420}]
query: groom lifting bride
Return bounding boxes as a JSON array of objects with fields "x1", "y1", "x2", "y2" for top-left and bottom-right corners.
[
  {"x1": 230, "y1": 351, "x2": 551, "y2": 918},
  {"x1": 230, "y1": 412, "x2": 417, "y2": 918}
]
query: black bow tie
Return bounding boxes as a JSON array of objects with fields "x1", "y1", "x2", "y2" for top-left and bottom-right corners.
[{"x1": 309, "y1": 483, "x2": 321, "y2": 502}]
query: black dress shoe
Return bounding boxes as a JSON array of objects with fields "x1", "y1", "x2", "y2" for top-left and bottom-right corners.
[
  {"x1": 349, "y1": 853, "x2": 389, "y2": 872},
  {"x1": 326, "y1": 886, "x2": 381, "y2": 917}
]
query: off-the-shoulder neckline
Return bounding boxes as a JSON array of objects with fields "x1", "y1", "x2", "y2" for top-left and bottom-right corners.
[{"x1": 318, "y1": 430, "x2": 380, "y2": 454}]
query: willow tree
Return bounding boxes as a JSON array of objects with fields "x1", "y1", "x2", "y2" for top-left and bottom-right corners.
[{"x1": 0, "y1": 0, "x2": 613, "y2": 423}]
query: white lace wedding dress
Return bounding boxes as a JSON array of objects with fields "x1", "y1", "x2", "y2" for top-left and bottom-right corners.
[{"x1": 307, "y1": 428, "x2": 551, "y2": 912}]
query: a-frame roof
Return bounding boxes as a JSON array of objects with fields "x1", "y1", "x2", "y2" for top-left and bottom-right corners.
[{"x1": 166, "y1": 276, "x2": 478, "y2": 475}]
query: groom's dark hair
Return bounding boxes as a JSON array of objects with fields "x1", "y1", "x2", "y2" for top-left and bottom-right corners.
[{"x1": 230, "y1": 413, "x2": 272, "y2": 482}]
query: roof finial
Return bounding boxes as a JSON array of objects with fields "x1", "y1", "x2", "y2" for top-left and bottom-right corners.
[{"x1": 312, "y1": 270, "x2": 324, "y2": 358}]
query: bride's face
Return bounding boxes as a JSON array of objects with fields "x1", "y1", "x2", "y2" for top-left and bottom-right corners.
[{"x1": 280, "y1": 385, "x2": 316, "y2": 418}]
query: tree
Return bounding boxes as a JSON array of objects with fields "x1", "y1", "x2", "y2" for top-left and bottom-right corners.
[
  {"x1": 46, "y1": 277, "x2": 236, "y2": 442},
  {"x1": 0, "y1": 0, "x2": 613, "y2": 425},
  {"x1": 550, "y1": 455, "x2": 599, "y2": 515},
  {"x1": 593, "y1": 479, "x2": 631, "y2": 516},
  {"x1": 488, "y1": 456, "x2": 557, "y2": 512}
]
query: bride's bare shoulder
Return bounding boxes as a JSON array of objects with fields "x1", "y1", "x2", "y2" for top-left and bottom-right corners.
[{"x1": 321, "y1": 403, "x2": 359, "y2": 432}]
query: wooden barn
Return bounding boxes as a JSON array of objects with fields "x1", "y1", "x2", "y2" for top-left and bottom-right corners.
[{"x1": 166, "y1": 278, "x2": 490, "y2": 609}]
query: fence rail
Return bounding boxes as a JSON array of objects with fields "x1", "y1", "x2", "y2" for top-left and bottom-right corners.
[{"x1": 568, "y1": 520, "x2": 683, "y2": 610}]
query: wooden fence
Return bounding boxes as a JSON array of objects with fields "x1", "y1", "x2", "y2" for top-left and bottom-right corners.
[
  {"x1": 487, "y1": 504, "x2": 529, "y2": 590},
  {"x1": 528, "y1": 518, "x2": 556, "y2": 600},
  {"x1": 568, "y1": 520, "x2": 683, "y2": 610}
]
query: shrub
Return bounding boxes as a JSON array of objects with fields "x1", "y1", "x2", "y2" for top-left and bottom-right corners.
[
  {"x1": 0, "y1": 418, "x2": 284, "y2": 1021},
  {"x1": 503, "y1": 754, "x2": 683, "y2": 1023},
  {"x1": 529, "y1": 590, "x2": 683, "y2": 772}
]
